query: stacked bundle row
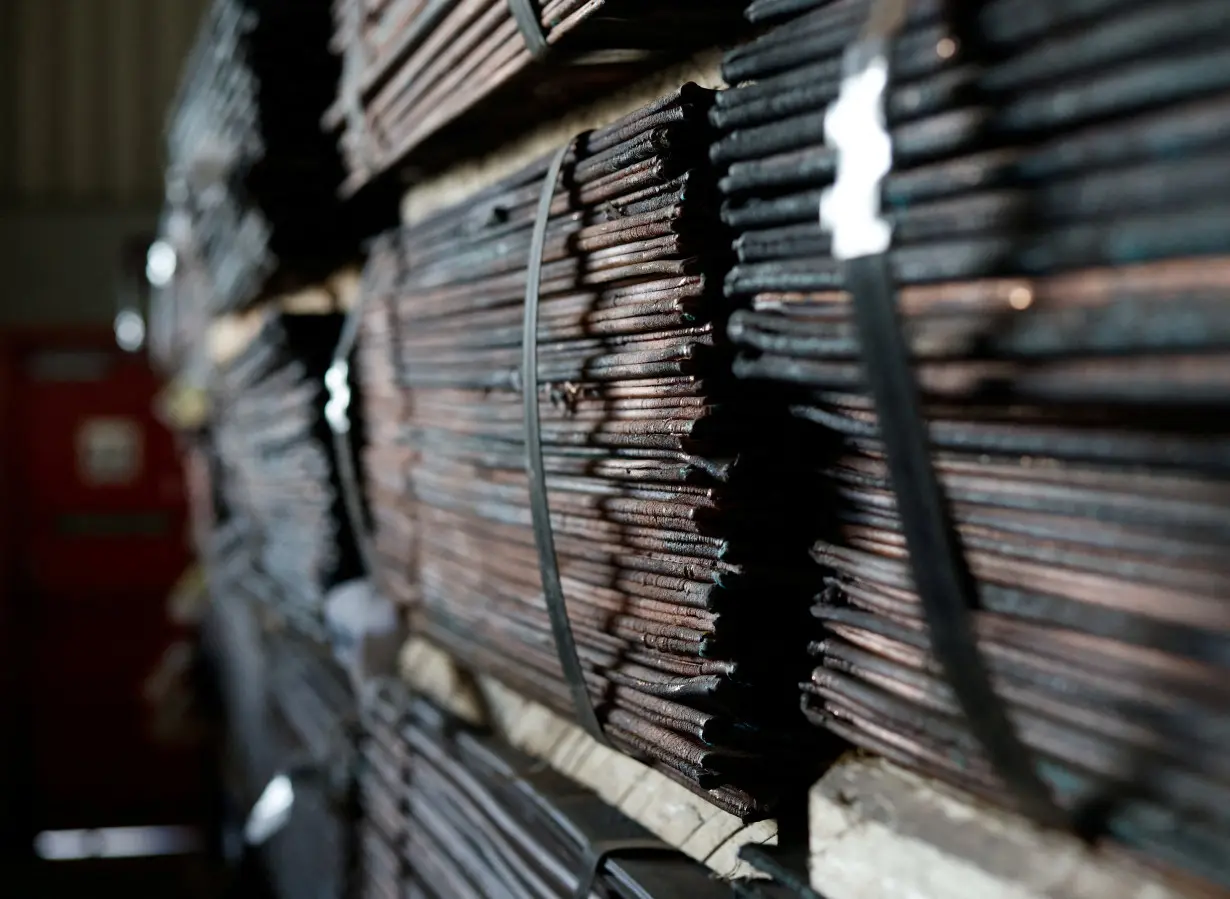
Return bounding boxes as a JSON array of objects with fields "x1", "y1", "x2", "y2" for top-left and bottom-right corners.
[
  {"x1": 718, "y1": 0, "x2": 1230, "y2": 886},
  {"x1": 213, "y1": 314, "x2": 367, "y2": 636},
  {"x1": 360, "y1": 686, "x2": 749, "y2": 899},
  {"x1": 361, "y1": 88, "x2": 819, "y2": 819},
  {"x1": 263, "y1": 635, "x2": 360, "y2": 899},
  {"x1": 266, "y1": 632, "x2": 359, "y2": 772},
  {"x1": 359, "y1": 685, "x2": 411, "y2": 899},
  {"x1": 327, "y1": 0, "x2": 747, "y2": 188},
  {"x1": 358, "y1": 244, "x2": 419, "y2": 611},
  {"x1": 201, "y1": 590, "x2": 360, "y2": 899}
]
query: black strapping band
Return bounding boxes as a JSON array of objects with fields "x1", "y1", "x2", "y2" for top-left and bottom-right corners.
[
  {"x1": 522, "y1": 140, "x2": 610, "y2": 748},
  {"x1": 843, "y1": 256, "x2": 1063, "y2": 827},
  {"x1": 574, "y1": 838, "x2": 678, "y2": 899},
  {"x1": 325, "y1": 286, "x2": 376, "y2": 579},
  {"x1": 507, "y1": 0, "x2": 550, "y2": 60},
  {"x1": 822, "y1": 1, "x2": 1066, "y2": 828}
]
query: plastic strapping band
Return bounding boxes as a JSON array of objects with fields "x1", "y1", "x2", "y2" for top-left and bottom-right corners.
[
  {"x1": 507, "y1": 0, "x2": 549, "y2": 60},
  {"x1": 523, "y1": 140, "x2": 610, "y2": 748},
  {"x1": 819, "y1": 0, "x2": 1065, "y2": 828},
  {"x1": 325, "y1": 288, "x2": 377, "y2": 579},
  {"x1": 574, "y1": 838, "x2": 678, "y2": 899}
]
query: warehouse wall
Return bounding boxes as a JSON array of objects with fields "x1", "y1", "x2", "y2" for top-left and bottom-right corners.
[
  {"x1": 0, "y1": 0, "x2": 209, "y2": 206},
  {"x1": 0, "y1": 0, "x2": 209, "y2": 326},
  {"x1": 0, "y1": 208, "x2": 157, "y2": 326}
]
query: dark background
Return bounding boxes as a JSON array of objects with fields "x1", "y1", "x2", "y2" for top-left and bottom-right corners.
[{"x1": 0, "y1": 3, "x2": 217, "y2": 892}]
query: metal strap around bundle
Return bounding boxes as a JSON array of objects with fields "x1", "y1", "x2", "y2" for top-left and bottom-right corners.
[
  {"x1": 574, "y1": 838, "x2": 680, "y2": 899},
  {"x1": 325, "y1": 286, "x2": 377, "y2": 578},
  {"x1": 818, "y1": 0, "x2": 1066, "y2": 828},
  {"x1": 507, "y1": 0, "x2": 550, "y2": 60},
  {"x1": 521, "y1": 137, "x2": 612, "y2": 749}
]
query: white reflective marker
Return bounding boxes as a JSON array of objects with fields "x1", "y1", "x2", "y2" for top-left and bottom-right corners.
[
  {"x1": 114, "y1": 308, "x2": 146, "y2": 352},
  {"x1": 324, "y1": 359, "x2": 352, "y2": 434},
  {"x1": 244, "y1": 773, "x2": 296, "y2": 846},
  {"x1": 820, "y1": 51, "x2": 894, "y2": 261},
  {"x1": 145, "y1": 240, "x2": 178, "y2": 287}
]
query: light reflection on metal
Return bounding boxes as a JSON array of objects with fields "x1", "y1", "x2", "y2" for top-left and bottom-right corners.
[
  {"x1": 244, "y1": 773, "x2": 296, "y2": 846},
  {"x1": 324, "y1": 359, "x2": 352, "y2": 435},
  {"x1": 115, "y1": 308, "x2": 146, "y2": 353},
  {"x1": 34, "y1": 826, "x2": 202, "y2": 860}
]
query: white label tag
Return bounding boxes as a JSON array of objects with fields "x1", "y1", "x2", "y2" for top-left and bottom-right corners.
[
  {"x1": 76, "y1": 417, "x2": 143, "y2": 486},
  {"x1": 821, "y1": 50, "x2": 894, "y2": 260}
]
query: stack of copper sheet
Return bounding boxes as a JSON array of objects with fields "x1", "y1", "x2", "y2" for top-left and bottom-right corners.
[
  {"x1": 719, "y1": 0, "x2": 1230, "y2": 886},
  {"x1": 357, "y1": 241, "x2": 419, "y2": 611},
  {"x1": 357, "y1": 684, "x2": 410, "y2": 899},
  {"x1": 263, "y1": 633, "x2": 361, "y2": 899},
  {"x1": 154, "y1": 0, "x2": 391, "y2": 356},
  {"x1": 326, "y1": 0, "x2": 748, "y2": 189},
  {"x1": 358, "y1": 90, "x2": 820, "y2": 819},
  {"x1": 201, "y1": 590, "x2": 360, "y2": 899},
  {"x1": 358, "y1": 685, "x2": 803, "y2": 899},
  {"x1": 201, "y1": 575, "x2": 278, "y2": 809},
  {"x1": 212, "y1": 313, "x2": 367, "y2": 635},
  {"x1": 267, "y1": 632, "x2": 359, "y2": 773}
]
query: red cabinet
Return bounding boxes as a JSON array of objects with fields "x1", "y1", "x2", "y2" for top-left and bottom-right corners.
[{"x1": 1, "y1": 333, "x2": 200, "y2": 839}]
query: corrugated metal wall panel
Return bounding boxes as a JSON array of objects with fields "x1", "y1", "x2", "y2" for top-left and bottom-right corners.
[
  {"x1": 0, "y1": 2, "x2": 19, "y2": 199},
  {"x1": 105, "y1": 0, "x2": 143, "y2": 201},
  {"x1": 13, "y1": 0, "x2": 55, "y2": 201},
  {"x1": 1, "y1": 0, "x2": 211, "y2": 207},
  {"x1": 65, "y1": 0, "x2": 99, "y2": 198}
]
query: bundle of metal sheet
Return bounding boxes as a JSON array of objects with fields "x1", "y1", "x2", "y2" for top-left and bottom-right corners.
[
  {"x1": 212, "y1": 313, "x2": 367, "y2": 635},
  {"x1": 357, "y1": 242, "x2": 419, "y2": 611},
  {"x1": 156, "y1": 0, "x2": 389, "y2": 331},
  {"x1": 263, "y1": 633, "x2": 361, "y2": 899},
  {"x1": 198, "y1": 437, "x2": 281, "y2": 626},
  {"x1": 267, "y1": 631, "x2": 361, "y2": 779},
  {"x1": 202, "y1": 576, "x2": 278, "y2": 818},
  {"x1": 326, "y1": 0, "x2": 749, "y2": 190},
  {"x1": 359, "y1": 89, "x2": 820, "y2": 819},
  {"x1": 358, "y1": 684, "x2": 798, "y2": 899},
  {"x1": 356, "y1": 684, "x2": 410, "y2": 899},
  {"x1": 201, "y1": 590, "x2": 360, "y2": 899},
  {"x1": 719, "y1": 0, "x2": 1230, "y2": 887}
]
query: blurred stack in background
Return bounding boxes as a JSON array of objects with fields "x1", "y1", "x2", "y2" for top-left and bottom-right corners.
[
  {"x1": 210, "y1": 306, "x2": 364, "y2": 639},
  {"x1": 149, "y1": 0, "x2": 393, "y2": 372},
  {"x1": 144, "y1": 2, "x2": 396, "y2": 892}
]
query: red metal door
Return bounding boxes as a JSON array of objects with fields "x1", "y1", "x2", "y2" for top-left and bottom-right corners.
[{"x1": 4, "y1": 336, "x2": 199, "y2": 836}]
